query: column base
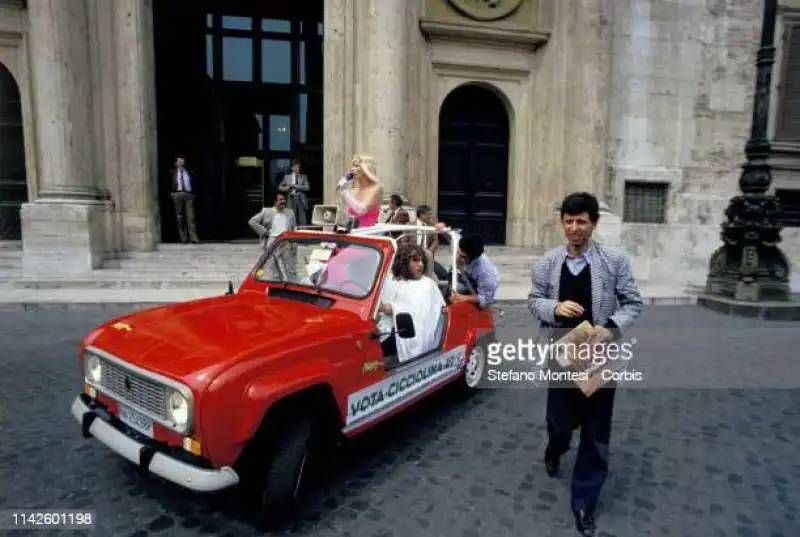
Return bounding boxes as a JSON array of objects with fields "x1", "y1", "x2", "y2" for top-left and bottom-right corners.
[
  {"x1": 20, "y1": 201, "x2": 106, "y2": 276},
  {"x1": 121, "y1": 210, "x2": 159, "y2": 252}
]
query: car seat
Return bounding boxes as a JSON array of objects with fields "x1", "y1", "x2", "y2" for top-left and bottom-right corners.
[{"x1": 423, "y1": 250, "x2": 438, "y2": 282}]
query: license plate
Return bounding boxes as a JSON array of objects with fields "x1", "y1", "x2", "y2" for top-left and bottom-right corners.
[{"x1": 118, "y1": 404, "x2": 154, "y2": 438}]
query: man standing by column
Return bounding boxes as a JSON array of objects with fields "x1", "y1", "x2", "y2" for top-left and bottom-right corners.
[
  {"x1": 170, "y1": 155, "x2": 199, "y2": 244},
  {"x1": 527, "y1": 192, "x2": 643, "y2": 536},
  {"x1": 278, "y1": 159, "x2": 310, "y2": 226}
]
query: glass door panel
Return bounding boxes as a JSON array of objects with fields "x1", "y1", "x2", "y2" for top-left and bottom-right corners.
[{"x1": 268, "y1": 115, "x2": 291, "y2": 151}]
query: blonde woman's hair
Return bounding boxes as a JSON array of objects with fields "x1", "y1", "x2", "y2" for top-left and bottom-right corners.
[{"x1": 351, "y1": 153, "x2": 379, "y2": 185}]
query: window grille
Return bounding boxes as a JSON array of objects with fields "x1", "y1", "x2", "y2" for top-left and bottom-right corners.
[
  {"x1": 775, "y1": 19, "x2": 800, "y2": 141},
  {"x1": 623, "y1": 181, "x2": 668, "y2": 223}
]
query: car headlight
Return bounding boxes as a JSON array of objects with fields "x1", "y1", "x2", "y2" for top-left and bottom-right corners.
[
  {"x1": 167, "y1": 391, "x2": 189, "y2": 427},
  {"x1": 84, "y1": 354, "x2": 102, "y2": 383}
]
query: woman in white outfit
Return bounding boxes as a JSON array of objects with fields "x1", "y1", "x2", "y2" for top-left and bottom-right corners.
[{"x1": 376, "y1": 243, "x2": 445, "y2": 363}]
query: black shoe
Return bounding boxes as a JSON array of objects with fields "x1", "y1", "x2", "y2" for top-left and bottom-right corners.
[
  {"x1": 573, "y1": 509, "x2": 595, "y2": 536},
  {"x1": 544, "y1": 454, "x2": 559, "y2": 477}
]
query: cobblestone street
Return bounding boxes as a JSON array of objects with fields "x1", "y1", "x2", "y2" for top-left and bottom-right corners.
[{"x1": 0, "y1": 304, "x2": 798, "y2": 537}]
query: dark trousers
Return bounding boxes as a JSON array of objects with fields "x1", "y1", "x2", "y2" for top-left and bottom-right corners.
[{"x1": 545, "y1": 383, "x2": 616, "y2": 513}]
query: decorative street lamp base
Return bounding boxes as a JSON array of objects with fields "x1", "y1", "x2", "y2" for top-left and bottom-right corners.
[
  {"x1": 705, "y1": 242, "x2": 791, "y2": 302},
  {"x1": 705, "y1": 276, "x2": 791, "y2": 302},
  {"x1": 697, "y1": 293, "x2": 800, "y2": 321}
]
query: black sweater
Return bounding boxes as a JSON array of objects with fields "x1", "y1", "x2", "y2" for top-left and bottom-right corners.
[{"x1": 557, "y1": 261, "x2": 593, "y2": 329}]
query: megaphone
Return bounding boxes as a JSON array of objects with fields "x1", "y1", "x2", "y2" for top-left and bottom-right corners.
[{"x1": 311, "y1": 205, "x2": 354, "y2": 232}]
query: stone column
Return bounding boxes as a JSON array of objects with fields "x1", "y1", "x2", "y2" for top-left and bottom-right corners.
[
  {"x1": 564, "y1": 0, "x2": 613, "y2": 196},
  {"x1": 20, "y1": 0, "x2": 106, "y2": 275},
  {"x1": 113, "y1": 0, "x2": 159, "y2": 251},
  {"x1": 322, "y1": 0, "x2": 350, "y2": 206},
  {"x1": 364, "y1": 0, "x2": 408, "y2": 200}
]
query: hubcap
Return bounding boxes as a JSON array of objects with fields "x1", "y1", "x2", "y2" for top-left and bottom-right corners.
[{"x1": 465, "y1": 346, "x2": 485, "y2": 388}]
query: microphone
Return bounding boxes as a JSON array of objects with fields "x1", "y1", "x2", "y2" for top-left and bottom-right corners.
[{"x1": 337, "y1": 171, "x2": 354, "y2": 191}]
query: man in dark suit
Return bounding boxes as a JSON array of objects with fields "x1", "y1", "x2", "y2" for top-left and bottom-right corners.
[
  {"x1": 278, "y1": 159, "x2": 310, "y2": 226},
  {"x1": 169, "y1": 154, "x2": 199, "y2": 243}
]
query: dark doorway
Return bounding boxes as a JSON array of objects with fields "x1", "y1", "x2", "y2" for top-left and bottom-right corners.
[
  {"x1": 437, "y1": 84, "x2": 509, "y2": 245},
  {"x1": 153, "y1": 0, "x2": 323, "y2": 242},
  {"x1": 0, "y1": 63, "x2": 28, "y2": 240}
]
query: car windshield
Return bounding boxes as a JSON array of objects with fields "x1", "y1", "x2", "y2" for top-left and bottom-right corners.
[{"x1": 253, "y1": 237, "x2": 383, "y2": 298}]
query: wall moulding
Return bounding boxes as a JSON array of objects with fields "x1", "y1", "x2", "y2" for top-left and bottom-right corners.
[
  {"x1": 431, "y1": 60, "x2": 531, "y2": 81},
  {"x1": 418, "y1": 16, "x2": 549, "y2": 50}
]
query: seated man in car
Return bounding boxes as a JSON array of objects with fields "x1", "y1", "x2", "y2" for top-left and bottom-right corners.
[
  {"x1": 376, "y1": 243, "x2": 445, "y2": 363},
  {"x1": 452, "y1": 234, "x2": 499, "y2": 309}
]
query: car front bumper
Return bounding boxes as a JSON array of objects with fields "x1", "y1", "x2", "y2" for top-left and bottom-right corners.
[{"x1": 71, "y1": 394, "x2": 239, "y2": 492}]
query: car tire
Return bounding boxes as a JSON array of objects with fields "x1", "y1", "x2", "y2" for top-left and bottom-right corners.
[
  {"x1": 461, "y1": 342, "x2": 488, "y2": 392},
  {"x1": 253, "y1": 417, "x2": 313, "y2": 530}
]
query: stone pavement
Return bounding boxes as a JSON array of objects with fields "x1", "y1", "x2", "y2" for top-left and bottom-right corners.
[{"x1": 1, "y1": 305, "x2": 798, "y2": 536}]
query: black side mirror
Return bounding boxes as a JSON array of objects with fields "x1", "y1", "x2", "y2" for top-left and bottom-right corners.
[{"x1": 395, "y1": 312, "x2": 415, "y2": 339}]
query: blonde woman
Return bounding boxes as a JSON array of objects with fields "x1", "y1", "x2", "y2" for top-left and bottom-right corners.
[{"x1": 336, "y1": 153, "x2": 384, "y2": 228}]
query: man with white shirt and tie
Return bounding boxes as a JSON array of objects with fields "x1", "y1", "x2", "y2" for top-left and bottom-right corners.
[
  {"x1": 170, "y1": 155, "x2": 200, "y2": 244},
  {"x1": 278, "y1": 159, "x2": 310, "y2": 226}
]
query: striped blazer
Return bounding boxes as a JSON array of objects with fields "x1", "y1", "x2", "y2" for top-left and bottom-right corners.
[{"x1": 527, "y1": 241, "x2": 643, "y2": 343}]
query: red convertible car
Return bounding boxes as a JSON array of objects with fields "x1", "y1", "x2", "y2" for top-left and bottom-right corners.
[{"x1": 70, "y1": 219, "x2": 496, "y2": 528}]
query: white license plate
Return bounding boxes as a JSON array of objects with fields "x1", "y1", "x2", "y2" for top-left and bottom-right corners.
[{"x1": 118, "y1": 404, "x2": 154, "y2": 438}]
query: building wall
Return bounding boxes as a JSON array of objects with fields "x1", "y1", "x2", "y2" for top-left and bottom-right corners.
[
  {"x1": 607, "y1": 0, "x2": 763, "y2": 286},
  {"x1": 4, "y1": 0, "x2": 799, "y2": 286}
]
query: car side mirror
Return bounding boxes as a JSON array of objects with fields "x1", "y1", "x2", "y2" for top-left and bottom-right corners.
[{"x1": 395, "y1": 312, "x2": 415, "y2": 339}]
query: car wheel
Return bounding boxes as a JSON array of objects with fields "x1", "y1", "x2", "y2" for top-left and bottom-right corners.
[
  {"x1": 253, "y1": 417, "x2": 312, "y2": 530},
  {"x1": 462, "y1": 343, "x2": 487, "y2": 391}
]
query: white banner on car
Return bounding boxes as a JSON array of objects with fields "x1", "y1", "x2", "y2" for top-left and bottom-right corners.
[{"x1": 345, "y1": 345, "x2": 466, "y2": 427}]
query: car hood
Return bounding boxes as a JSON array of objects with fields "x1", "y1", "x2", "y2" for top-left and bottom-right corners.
[{"x1": 86, "y1": 293, "x2": 363, "y2": 391}]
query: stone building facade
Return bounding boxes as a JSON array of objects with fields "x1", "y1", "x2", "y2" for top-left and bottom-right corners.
[{"x1": 0, "y1": 0, "x2": 798, "y2": 288}]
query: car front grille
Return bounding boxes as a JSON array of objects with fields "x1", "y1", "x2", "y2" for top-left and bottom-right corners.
[{"x1": 96, "y1": 356, "x2": 168, "y2": 420}]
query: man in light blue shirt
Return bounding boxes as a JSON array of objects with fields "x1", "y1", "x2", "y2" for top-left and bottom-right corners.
[{"x1": 452, "y1": 234, "x2": 499, "y2": 309}]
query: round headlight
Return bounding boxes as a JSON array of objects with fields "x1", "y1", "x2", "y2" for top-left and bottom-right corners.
[
  {"x1": 85, "y1": 354, "x2": 101, "y2": 382},
  {"x1": 167, "y1": 391, "x2": 189, "y2": 427}
]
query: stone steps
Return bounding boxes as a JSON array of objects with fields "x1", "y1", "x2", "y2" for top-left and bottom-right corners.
[
  {"x1": 0, "y1": 284, "x2": 699, "y2": 311},
  {"x1": 0, "y1": 244, "x2": 21, "y2": 280},
  {"x1": 0, "y1": 241, "x2": 697, "y2": 308},
  {"x1": 3, "y1": 242, "x2": 541, "y2": 292}
]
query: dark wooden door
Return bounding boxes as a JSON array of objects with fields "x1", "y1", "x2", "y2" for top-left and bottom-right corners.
[
  {"x1": 0, "y1": 64, "x2": 27, "y2": 240},
  {"x1": 437, "y1": 84, "x2": 509, "y2": 245}
]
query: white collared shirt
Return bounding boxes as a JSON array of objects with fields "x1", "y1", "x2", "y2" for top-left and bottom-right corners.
[
  {"x1": 565, "y1": 245, "x2": 593, "y2": 275},
  {"x1": 177, "y1": 168, "x2": 192, "y2": 192},
  {"x1": 270, "y1": 210, "x2": 289, "y2": 237}
]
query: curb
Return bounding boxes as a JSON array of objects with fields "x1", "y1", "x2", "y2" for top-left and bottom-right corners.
[
  {"x1": 0, "y1": 302, "x2": 173, "y2": 312},
  {"x1": 496, "y1": 296, "x2": 697, "y2": 307}
]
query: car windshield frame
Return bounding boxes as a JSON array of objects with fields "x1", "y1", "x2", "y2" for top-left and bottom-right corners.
[{"x1": 252, "y1": 235, "x2": 386, "y2": 300}]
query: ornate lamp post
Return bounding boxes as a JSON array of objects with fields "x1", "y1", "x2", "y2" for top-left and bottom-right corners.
[{"x1": 705, "y1": 0, "x2": 792, "y2": 302}]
